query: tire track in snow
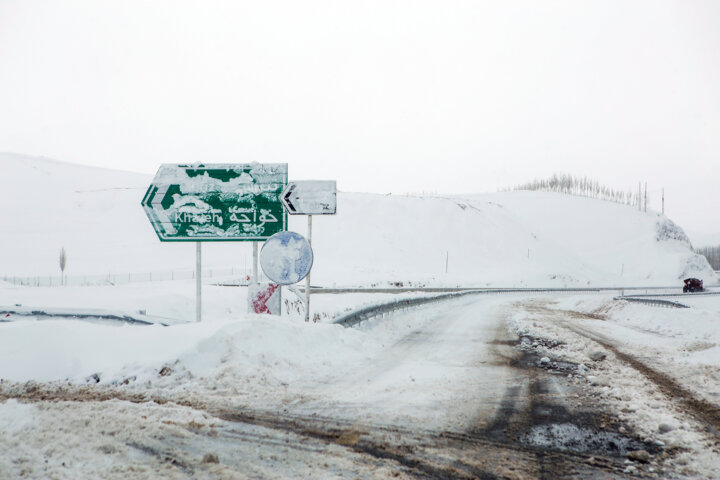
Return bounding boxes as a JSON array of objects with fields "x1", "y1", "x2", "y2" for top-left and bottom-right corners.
[
  {"x1": 1, "y1": 297, "x2": 679, "y2": 479},
  {"x1": 522, "y1": 302, "x2": 720, "y2": 442},
  {"x1": 0, "y1": 364, "x2": 645, "y2": 478},
  {"x1": 556, "y1": 315, "x2": 720, "y2": 441}
]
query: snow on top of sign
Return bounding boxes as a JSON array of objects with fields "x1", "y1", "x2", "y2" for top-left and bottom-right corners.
[
  {"x1": 287, "y1": 180, "x2": 336, "y2": 196},
  {"x1": 172, "y1": 195, "x2": 214, "y2": 214},
  {"x1": 153, "y1": 163, "x2": 286, "y2": 195}
]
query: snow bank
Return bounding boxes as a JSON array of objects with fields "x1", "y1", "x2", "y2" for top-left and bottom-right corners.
[
  {"x1": 559, "y1": 294, "x2": 720, "y2": 374},
  {"x1": 0, "y1": 400, "x2": 36, "y2": 434},
  {"x1": 0, "y1": 310, "x2": 376, "y2": 385}
]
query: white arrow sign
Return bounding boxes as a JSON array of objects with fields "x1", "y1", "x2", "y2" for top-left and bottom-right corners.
[{"x1": 281, "y1": 180, "x2": 337, "y2": 215}]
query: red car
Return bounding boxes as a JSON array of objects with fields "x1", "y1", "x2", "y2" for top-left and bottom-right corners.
[{"x1": 683, "y1": 278, "x2": 704, "y2": 293}]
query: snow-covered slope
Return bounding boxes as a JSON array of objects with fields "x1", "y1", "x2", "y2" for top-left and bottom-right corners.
[
  {"x1": 0, "y1": 153, "x2": 242, "y2": 277},
  {"x1": 0, "y1": 153, "x2": 713, "y2": 286},
  {"x1": 308, "y1": 191, "x2": 714, "y2": 287},
  {"x1": 460, "y1": 191, "x2": 714, "y2": 285}
]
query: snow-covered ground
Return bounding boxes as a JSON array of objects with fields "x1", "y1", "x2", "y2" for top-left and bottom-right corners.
[
  {"x1": 555, "y1": 294, "x2": 720, "y2": 406},
  {"x1": 508, "y1": 293, "x2": 720, "y2": 478},
  {"x1": 2, "y1": 154, "x2": 719, "y2": 478},
  {"x1": 0, "y1": 291, "x2": 519, "y2": 478},
  {"x1": 3, "y1": 288, "x2": 720, "y2": 478}
]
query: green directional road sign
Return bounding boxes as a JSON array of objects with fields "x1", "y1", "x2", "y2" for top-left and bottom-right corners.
[{"x1": 141, "y1": 163, "x2": 288, "y2": 241}]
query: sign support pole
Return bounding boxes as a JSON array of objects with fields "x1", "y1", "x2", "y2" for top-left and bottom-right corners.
[
  {"x1": 252, "y1": 242, "x2": 259, "y2": 284},
  {"x1": 277, "y1": 180, "x2": 336, "y2": 322},
  {"x1": 141, "y1": 163, "x2": 289, "y2": 322},
  {"x1": 305, "y1": 215, "x2": 312, "y2": 322},
  {"x1": 196, "y1": 242, "x2": 202, "y2": 323}
]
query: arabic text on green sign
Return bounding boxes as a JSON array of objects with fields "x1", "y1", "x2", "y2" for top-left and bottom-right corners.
[{"x1": 141, "y1": 163, "x2": 288, "y2": 241}]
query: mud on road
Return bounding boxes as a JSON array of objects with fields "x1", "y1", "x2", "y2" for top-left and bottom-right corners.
[
  {"x1": 516, "y1": 300, "x2": 720, "y2": 477},
  {"x1": 522, "y1": 302, "x2": 720, "y2": 442},
  {"x1": 558, "y1": 315, "x2": 720, "y2": 441}
]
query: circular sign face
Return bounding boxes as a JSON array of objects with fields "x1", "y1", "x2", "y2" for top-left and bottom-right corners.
[{"x1": 260, "y1": 231, "x2": 314, "y2": 285}]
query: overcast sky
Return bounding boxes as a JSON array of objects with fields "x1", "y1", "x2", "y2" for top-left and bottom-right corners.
[{"x1": 1, "y1": 0, "x2": 719, "y2": 243}]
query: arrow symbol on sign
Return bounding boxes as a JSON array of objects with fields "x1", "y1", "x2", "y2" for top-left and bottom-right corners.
[
  {"x1": 280, "y1": 180, "x2": 336, "y2": 215},
  {"x1": 283, "y1": 184, "x2": 297, "y2": 213},
  {"x1": 142, "y1": 184, "x2": 178, "y2": 237}
]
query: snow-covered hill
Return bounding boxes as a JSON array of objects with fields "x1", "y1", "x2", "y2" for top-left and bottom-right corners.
[{"x1": 0, "y1": 153, "x2": 714, "y2": 287}]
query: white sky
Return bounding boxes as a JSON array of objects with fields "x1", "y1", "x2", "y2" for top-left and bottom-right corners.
[{"x1": 1, "y1": 0, "x2": 719, "y2": 243}]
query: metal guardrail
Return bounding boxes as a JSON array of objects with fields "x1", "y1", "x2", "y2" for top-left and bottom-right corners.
[
  {"x1": 332, "y1": 285, "x2": 714, "y2": 327},
  {"x1": 614, "y1": 288, "x2": 720, "y2": 308},
  {"x1": 318, "y1": 286, "x2": 678, "y2": 295},
  {"x1": 613, "y1": 297, "x2": 689, "y2": 309},
  {"x1": 615, "y1": 291, "x2": 720, "y2": 298},
  {"x1": 0, "y1": 307, "x2": 166, "y2": 325},
  {"x1": 332, "y1": 287, "x2": 609, "y2": 328},
  {"x1": 332, "y1": 291, "x2": 480, "y2": 327}
]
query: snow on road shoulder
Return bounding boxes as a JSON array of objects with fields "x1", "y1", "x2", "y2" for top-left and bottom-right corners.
[
  {"x1": 2, "y1": 282, "x2": 241, "y2": 325},
  {"x1": 0, "y1": 318, "x2": 229, "y2": 383},
  {"x1": 0, "y1": 399, "x2": 36, "y2": 434},
  {"x1": 0, "y1": 280, "x2": 443, "y2": 390},
  {"x1": 555, "y1": 294, "x2": 720, "y2": 402},
  {"x1": 0, "y1": 395, "x2": 412, "y2": 480},
  {"x1": 0, "y1": 279, "x2": 465, "y2": 411},
  {"x1": 0, "y1": 310, "x2": 378, "y2": 389},
  {"x1": 0, "y1": 399, "x2": 214, "y2": 480},
  {"x1": 140, "y1": 314, "x2": 382, "y2": 405},
  {"x1": 2, "y1": 281, "x2": 441, "y2": 325},
  {"x1": 507, "y1": 295, "x2": 720, "y2": 478}
]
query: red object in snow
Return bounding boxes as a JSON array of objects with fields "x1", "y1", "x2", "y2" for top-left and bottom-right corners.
[{"x1": 251, "y1": 283, "x2": 280, "y2": 314}]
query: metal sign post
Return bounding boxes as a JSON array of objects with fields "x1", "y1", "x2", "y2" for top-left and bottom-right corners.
[
  {"x1": 141, "y1": 163, "x2": 288, "y2": 321},
  {"x1": 252, "y1": 241, "x2": 259, "y2": 284},
  {"x1": 305, "y1": 215, "x2": 312, "y2": 322},
  {"x1": 196, "y1": 242, "x2": 202, "y2": 322},
  {"x1": 258, "y1": 231, "x2": 313, "y2": 317},
  {"x1": 280, "y1": 180, "x2": 336, "y2": 323}
]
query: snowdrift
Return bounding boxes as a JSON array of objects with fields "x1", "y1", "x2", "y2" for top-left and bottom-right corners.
[{"x1": 0, "y1": 153, "x2": 713, "y2": 287}]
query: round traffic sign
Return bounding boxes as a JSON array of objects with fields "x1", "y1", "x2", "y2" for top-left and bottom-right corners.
[{"x1": 260, "y1": 231, "x2": 314, "y2": 285}]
